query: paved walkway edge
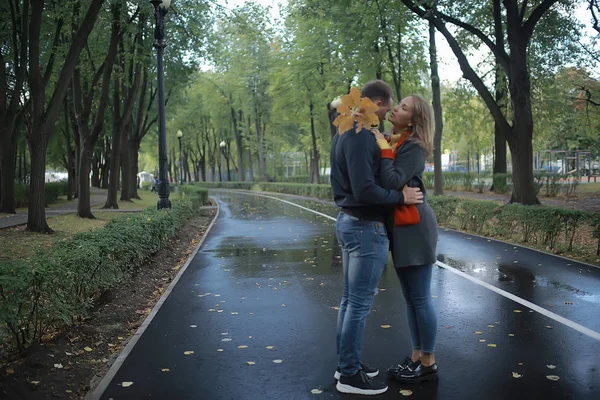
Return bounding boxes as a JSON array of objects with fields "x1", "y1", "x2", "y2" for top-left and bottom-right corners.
[{"x1": 85, "y1": 199, "x2": 221, "y2": 400}]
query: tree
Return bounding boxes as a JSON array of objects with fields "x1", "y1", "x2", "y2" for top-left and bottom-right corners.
[
  {"x1": 401, "y1": 0, "x2": 580, "y2": 204},
  {"x1": 26, "y1": 0, "x2": 106, "y2": 232},
  {"x1": 429, "y1": 20, "x2": 444, "y2": 195}
]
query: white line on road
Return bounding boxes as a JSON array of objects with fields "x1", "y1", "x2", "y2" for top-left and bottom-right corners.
[{"x1": 233, "y1": 190, "x2": 600, "y2": 342}]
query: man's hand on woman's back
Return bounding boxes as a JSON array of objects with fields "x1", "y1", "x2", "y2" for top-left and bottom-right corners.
[{"x1": 402, "y1": 186, "x2": 424, "y2": 205}]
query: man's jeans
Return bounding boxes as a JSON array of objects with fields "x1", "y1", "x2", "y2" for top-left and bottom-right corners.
[{"x1": 335, "y1": 212, "x2": 389, "y2": 376}]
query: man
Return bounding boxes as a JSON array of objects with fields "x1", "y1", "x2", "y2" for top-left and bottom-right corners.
[{"x1": 330, "y1": 80, "x2": 423, "y2": 395}]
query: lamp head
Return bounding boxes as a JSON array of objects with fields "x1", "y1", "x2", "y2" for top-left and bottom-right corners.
[{"x1": 177, "y1": 130, "x2": 183, "y2": 138}]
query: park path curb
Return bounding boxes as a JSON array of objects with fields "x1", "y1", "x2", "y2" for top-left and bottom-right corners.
[{"x1": 85, "y1": 198, "x2": 221, "y2": 400}]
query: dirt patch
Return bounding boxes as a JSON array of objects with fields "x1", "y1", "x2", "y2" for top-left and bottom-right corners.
[{"x1": 0, "y1": 209, "x2": 216, "y2": 400}]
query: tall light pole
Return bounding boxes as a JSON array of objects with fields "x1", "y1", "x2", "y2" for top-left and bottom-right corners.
[
  {"x1": 177, "y1": 129, "x2": 183, "y2": 184},
  {"x1": 151, "y1": 0, "x2": 171, "y2": 209},
  {"x1": 220, "y1": 141, "x2": 226, "y2": 182}
]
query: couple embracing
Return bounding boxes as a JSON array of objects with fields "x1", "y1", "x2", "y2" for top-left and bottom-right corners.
[{"x1": 330, "y1": 80, "x2": 439, "y2": 395}]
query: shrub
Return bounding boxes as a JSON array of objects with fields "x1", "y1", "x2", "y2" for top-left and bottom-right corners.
[
  {"x1": 442, "y1": 172, "x2": 463, "y2": 191},
  {"x1": 0, "y1": 190, "x2": 207, "y2": 353},
  {"x1": 542, "y1": 173, "x2": 561, "y2": 197},
  {"x1": 461, "y1": 173, "x2": 474, "y2": 192},
  {"x1": 423, "y1": 172, "x2": 434, "y2": 190},
  {"x1": 563, "y1": 175, "x2": 580, "y2": 197},
  {"x1": 592, "y1": 213, "x2": 600, "y2": 256},
  {"x1": 12, "y1": 181, "x2": 68, "y2": 208},
  {"x1": 456, "y1": 199, "x2": 498, "y2": 233},
  {"x1": 492, "y1": 173, "x2": 512, "y2": 194},
  {"x1": 428, "y1": 195, "x2": 461, "y2": 225}
]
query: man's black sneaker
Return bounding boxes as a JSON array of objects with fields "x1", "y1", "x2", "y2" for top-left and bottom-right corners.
[
  {"x1": 395, "y1": 363, "x2": 439, "y2": 383},
  {"x1": 387, "y1": 357, "x2": 420, "y2": 379},
  {"x1": 334, "y1": 362, "x2": 379, "y2": 380},
  {"x1": 336, "y1": 370, "x2": 388, "y2": 395}
]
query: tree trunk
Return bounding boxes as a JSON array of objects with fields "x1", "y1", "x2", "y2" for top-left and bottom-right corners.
[
  {"x1": 493, "y1": 65, "x2": 508, "y2": 176},
  {"x1": 129, "y1": 138, "x2": 141, "y2": 199},
  {"x1": 507, "y1": 134, "x2": 539, "y2": 204},
  {"x1": 101, "y1": 139, "x2": 110, "y2": 189},
  {"x1": 247, "y1": 148, "x2": 254, "y2": 181},
  {"x1": 77, "y1": 142, "x2": 95, "y2": 218},
  {"x1": 26, "y1": 134, "x2": 52, "y2": 233},
  {"x1": 308, "y1": 100, "x2": 320, "y2": 184},
  {"x1": 429, "y1": 21, "x2": 444, "y2": 196},
  {"x1": 104, "y1": 127, "x2": 121, "y2": 209},
  {"x1": 0, "y1": 132, "x2": 17, "y2": 213},
  {"x1": 232, "y1": 105, "x2": 245, "y2": 181},
  {"x1": 254, "y1": 109, "x2": 267, "y2": 181},
  {"x1": 120, "y1": 127, "x2": 131, "y2": 201}
]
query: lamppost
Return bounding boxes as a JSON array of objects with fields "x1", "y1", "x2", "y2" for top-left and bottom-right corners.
[
  {"x1": 177, "y1": 129, "x2": 183, "y2": 184},
  {"x1": 151, "y1": 0, "x2": 171, "y2": 209},
  {"x1": 220, "y1": 141, "x2": 226, "y2": 182}
]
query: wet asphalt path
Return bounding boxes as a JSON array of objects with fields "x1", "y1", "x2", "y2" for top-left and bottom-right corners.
[{"x1": 98, "y1": 191, "x2": 600, "y2": 400}]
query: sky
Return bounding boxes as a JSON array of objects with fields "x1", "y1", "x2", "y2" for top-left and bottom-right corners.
[{"x1": 213, "y1": 0, "x2": 598, "y2": 84}]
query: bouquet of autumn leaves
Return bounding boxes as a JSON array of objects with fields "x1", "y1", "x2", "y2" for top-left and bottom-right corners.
[{"x1": 332, "y1": 87, "x2": 379, "y2": 134}]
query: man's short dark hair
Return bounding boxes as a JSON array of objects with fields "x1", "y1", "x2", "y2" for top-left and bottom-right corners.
[{"x1": 361, "y1": 80, "x2": 393, "y2": 103}]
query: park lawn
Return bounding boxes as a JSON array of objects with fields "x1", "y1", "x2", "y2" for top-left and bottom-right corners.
[
  {"x1": 577, "y1": 182, "x2": 600, "y2": 195},
  {"x1": 93, "y1": 190, "x2": 158, "y2": 211},
  {"x1": 0, "y1": 212, "x2": 132, "y2": 263}
]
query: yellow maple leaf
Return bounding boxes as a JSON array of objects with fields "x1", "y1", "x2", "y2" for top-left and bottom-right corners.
[{"x1": 333, "y1": 87, "x2": 380, "y2": 134}]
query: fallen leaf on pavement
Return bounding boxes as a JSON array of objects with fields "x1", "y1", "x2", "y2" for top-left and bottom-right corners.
[
  {"x1": 161, "y1": 368, "x2": 170, "y2": 372},
  {"x1": 479, "y1": 339, "x2": 486, "y2": 343},
  {"x1": 399, "y1": 389, "x2": 413, "y2": 396},
  {"x1": 487, "y1": 344, "x2": 497, "y2": 348},
  {"x1": 513, "y1": 310, "x2": 522, "y2": 313},
  {"x1": 266, "y1": 346, "x2": 275, "y2": 349},
  {"x1": 508, "y1": 333, "x2": 515, "y2": 337},
  {"x1": 246, "y1": 361, "x2": 256, "y2": 365},
  {"x1": 190, "y1": 325, "x2": 197, "y2": 328},
  {"x1": 184, "y1": 351, "x2": 194, "y2": 355},
  {"x1": 6, "y1": 368, "x2": 14, "y2": 375},
  {"x1": 475, "y1": 331, "x2": 483, "y2": 335},
  {"x1": 546, "y1": 375, "x2": 560, "y2": 381},
  {"x1": 30, "y1": 381, "x2": 40, "y2": 385},
  {"x1": 84, "y1": 347, "x2": 93, "y2": 352},
  {"x1": 381, "y1": 325, "x2": 392, "y2": 329},
  {"x1": 273, "y1": 359, "x2": 283, "y2": 364},
  {"x1": 238, "y1": 345, "x2": 248, "y2": 349},
  {"x1": 547, "y1": 365, "x2": 556, "y2": 369},
  {"x1": 54, "y1": 363, "x2": 63, "y2": 369},
  {"x1": 121, "y1": 382, "x2": 133, "y2": 387},
  {"x1": 512, "y1": 372, "x2": 522, "y2": 378},
  {"x1": 217, "y1": 349, "x2": 224, "y2": 352},
  {"x1": 311, "y1": 389, "x2": 323, "y2": 394},
  {"x1": 546, "y1": 325, "x2": 553, "y2": 329}
]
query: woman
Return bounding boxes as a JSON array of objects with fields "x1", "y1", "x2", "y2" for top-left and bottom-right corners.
[{"x1": 372, "y1": 95, "x2": 439, "y2": 383}]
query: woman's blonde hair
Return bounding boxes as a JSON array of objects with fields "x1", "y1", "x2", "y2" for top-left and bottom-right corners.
[{"x1": 408, "y1": 94, "x2": 433, "y2": 157}]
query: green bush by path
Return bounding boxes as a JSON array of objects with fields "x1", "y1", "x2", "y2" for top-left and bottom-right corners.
[
  {"x1": 0, "y1": 188, "x2": 209, "y2": 353},
  {"x1": 13, "y1": 181, "x2": 69, "y2": 208},
  {"x1": 191, "y1": 181, "x2": 333, "y2": 201}
]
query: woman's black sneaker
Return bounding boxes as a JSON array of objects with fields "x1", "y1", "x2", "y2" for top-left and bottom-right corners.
[
  {"x1": 387, "y1": 357, "x2": 419, "y2": 379},
  {"x1": 336, "y1": 369, "x2": 388, "y2": 395},
  {"x1": 396, "y1": 363, "x2": 439, "y2": 383},
  {"x1": 334, "y1": 362, "x2": 379, "y2": 380}
]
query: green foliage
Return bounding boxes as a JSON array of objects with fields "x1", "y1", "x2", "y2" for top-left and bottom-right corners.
[
  {"x1": 0, "y1": 190, "x2": 208, "y2": 353},
  {"x1": 428, "y1": 195, "x2": 461, "y2": 225},
  {"x1": 591, "y1": 213, "x2": 600, "y2": 256},
  {"x1": 12, "y1": 182, "x2": 68, "y2": 208},
  {"x1": 492, "y1": 173, "x2": 512, "y2": 194},
  {"x1": 455, "y1": 199, "x2": 498, "y2": 233}
]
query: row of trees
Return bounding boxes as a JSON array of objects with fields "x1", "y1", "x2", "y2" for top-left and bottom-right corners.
[
  {"x1": 1, "y1": 0, "x2": 599, "y2": 234},
  {"x1": 157, "y1": 0, "x2": 598, "y2": 204},
  {"x1": 0, "y1": 0, "x2": 210, "y2": 232}
]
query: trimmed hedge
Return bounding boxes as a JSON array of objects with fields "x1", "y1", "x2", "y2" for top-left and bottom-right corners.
[
  {"x1": 13, "y1": 181, "x2": 69, "y2": 208},
  {"x1": 0, "y1": 188, "x2": 209, "y2": 353},
  {"x1": 428, "y1": 195, "x2": 600, "y2": 256},
  {"x1": 191, "y1": 181, "x2": 334, "y2": 201}
]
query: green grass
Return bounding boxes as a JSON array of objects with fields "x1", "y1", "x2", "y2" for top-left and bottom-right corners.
[
  {"x1": 0, "y1": 213, "x2": 132, "y2": 262},
  {"x1": 577, "y1": 182, "x2": 600, "y2": 195},
  {"x1": 93, "y1": 191, "x2": 166, "y2": 211}
]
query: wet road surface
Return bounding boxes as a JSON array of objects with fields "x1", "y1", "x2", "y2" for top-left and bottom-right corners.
[{"x1": 97, "y1": 191, "x2": 600, "y2": 400}]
